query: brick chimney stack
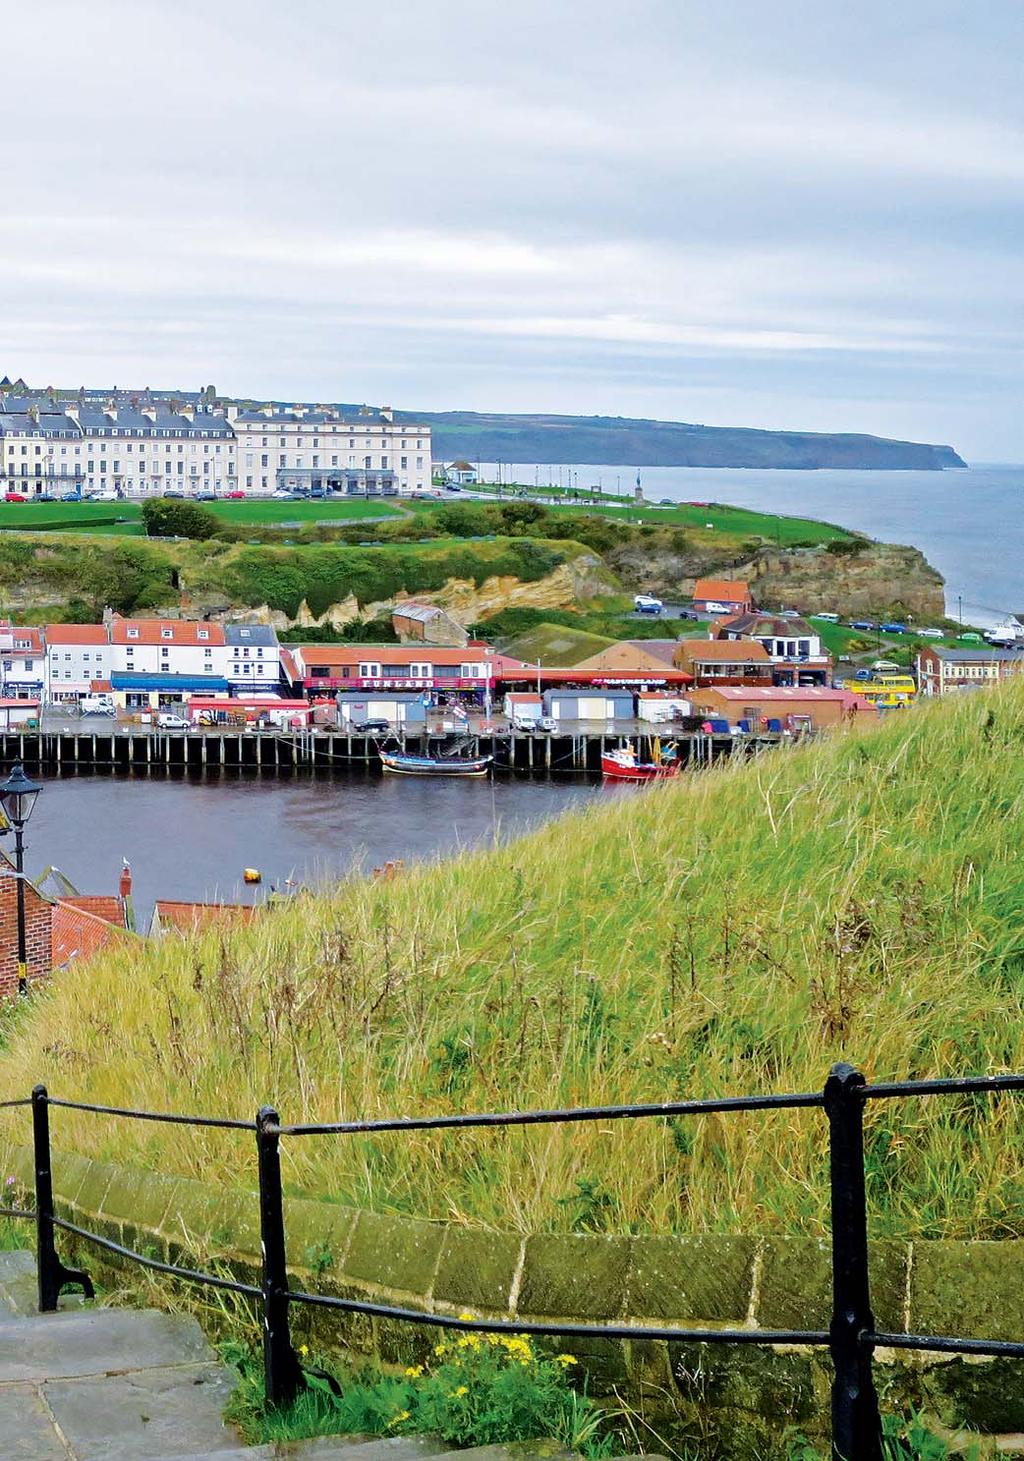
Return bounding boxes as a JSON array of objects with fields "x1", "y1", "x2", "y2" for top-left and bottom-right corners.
[{"x1": 119, "y1": 861, "x2": 132, "y2": 899}]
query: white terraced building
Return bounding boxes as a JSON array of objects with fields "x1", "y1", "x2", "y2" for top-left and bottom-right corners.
[{"x1": 0, "y1": 393, "x2": 431, "y2": 498}]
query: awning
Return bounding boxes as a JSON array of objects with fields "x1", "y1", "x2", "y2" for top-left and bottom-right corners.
[{"x1": 111, "y1": 673, "x2": 231, "y2": 692}]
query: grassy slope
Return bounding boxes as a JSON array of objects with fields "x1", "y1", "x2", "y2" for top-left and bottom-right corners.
[
  {"x1": 3, "y1": 688, "x2": 1024, "y2": 1241},
  {"x1": 504, "y1": 623, "x2": 617, "y2": 665}
]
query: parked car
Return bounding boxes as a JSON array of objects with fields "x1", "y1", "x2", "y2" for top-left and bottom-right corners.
[
  {"x1": 959, "y1": 632, "x2": 984, "y2": 644},
  {"x1": 80, "y1": 694, "x2": 116, "y2": 717},
  {"x1": 271, "y1": 489, "x2": 295, "y2": 499},
  {"x1": 225, "y1": 489, "x2": 246, "y2": 499},
  {"x1": 162, "y1": 488, "x2": 185, "y2": 499},
  {"x1": 88, "y1": 489, "x2": 118, "y2": 502},
  {"x1": 872, "y1": 660, "x2": 901, "y2": 673},
  {"x1": 879, "y1": 622, "x2": 907, "y2": 634},
  {"x1": 536, "y1": 716, "x2": 557, "y2": 732},
  {"x1": 634, "y1": 594, "x2": 663, "y2": 614},
  {"x1": 156, "y1": 712, "x2": 191, "y2": 731},
  {"x1": 35, "y1": 492, "x2": 56, "y2": 502},
  {"x1": 816, "y1": 612, "x2": 841, "y2": 623},
  {"x1": 195, "y1": 490, "x2": 217, "y2": 501},
  {"x1": 676, "y1": 607, "x2": 701, "y2": 620},
  {"x1": 59, "y1": 491, "x2": 82, "y2": 502},
  {"x1": 850, "y1": 620, "x2": 875, "y2": 631},
  {"x1": 853, "y1": 669, "x2": 873, "y2": 681},
  {"x1": 309, "y1": 487, "x2": 327, "y2": 499},
  {"x1": 918, "y1": 627, "x2": 946, "y2": 638},
  {"x1": 3, "y1": 492, "x2": 27, "y2": 502},
  {"x1": 352, "y1": 718, "x2": 391, "y2": 733},
  {"x1": 701, "y1": 601, "x2": 730, "y2": 616},
  {"x1": 512, "y1": 715, "x2": 540, "y2": 732}
]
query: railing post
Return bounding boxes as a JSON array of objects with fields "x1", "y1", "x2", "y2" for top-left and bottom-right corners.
[
  {"x1": 256, "y1": 1105, "x2": 304, "y2": 1408},
  {"x1": 32, "y1": 1083, "x2": 93, "y2": 1311},
  {"x1": 825, "y1": 1062, "x2": 883, "y2": 1461}
]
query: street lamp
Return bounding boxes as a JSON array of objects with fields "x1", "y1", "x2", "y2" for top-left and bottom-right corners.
[{"x1": 0, "y1": 764, "x2": 43, "y2": 995}]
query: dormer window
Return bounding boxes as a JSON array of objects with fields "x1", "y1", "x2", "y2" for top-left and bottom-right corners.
[
  {"x1": 127, "y1": 627, "x2": 139, "y2": 640},
  {"x1": 161, "y1": 628, "x2": 173, "y2": 640},
  {"x1": 197, "y1": 628, "x2": 209, "y2": 641}
]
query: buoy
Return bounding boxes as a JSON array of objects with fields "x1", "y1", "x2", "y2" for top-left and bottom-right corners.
[{"x1": 243, "y1": 867, "x2": 262, "y2": 884}]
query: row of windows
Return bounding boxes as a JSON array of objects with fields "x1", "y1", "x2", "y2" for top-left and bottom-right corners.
[{"x1": 238, "y1": 431, "x2": 425, "y2": 448}]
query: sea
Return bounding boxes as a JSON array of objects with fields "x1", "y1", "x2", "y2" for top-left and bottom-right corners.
[{"x1": 481, "y1": 462, "x2": 1023, "y2": 627}]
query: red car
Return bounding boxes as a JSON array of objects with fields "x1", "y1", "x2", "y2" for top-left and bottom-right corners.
[
  {"x1": 3, "y1": 492, "x2": 27, "y2": 503},
  {"x1": 225, "y1": 490, "x2": 246, "y2": 499}
]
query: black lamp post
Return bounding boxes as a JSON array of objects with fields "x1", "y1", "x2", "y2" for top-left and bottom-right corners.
[{"x1": 0, "y1": 764, "x2": 43, "y2": 995}]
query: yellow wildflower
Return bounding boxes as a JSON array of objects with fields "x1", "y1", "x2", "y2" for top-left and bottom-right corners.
[
  {"x1": 298, "y1": 1344, "x2": 309, "y2": 1358},
  {"x1": 450, "y1": 1385, "x2": 469, "y2": 1398},
  {"x1": 458, "y1": 1310, "x2": 476, "y2": 1321},
  {"x1": 387, "y1": 1410, "x2": 411, "y2": 1427},
  {"x1": 433, "y1": 1342, "x2": 448, "y2": 1357},
  {"x1": 404, "y1": 1365, "x2": 424, "y2": 1379},
  {"x1": 556, "y1": 1353, "x2": 577, "y2": 1367}
]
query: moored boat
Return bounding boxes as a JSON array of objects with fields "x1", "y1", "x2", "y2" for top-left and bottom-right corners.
[
  {"x1": 380, "y1": 750, "x2": 492, "y2": 777},
  {"x1": 601, "y1": 743, "x2": 679, "y2": 782}
]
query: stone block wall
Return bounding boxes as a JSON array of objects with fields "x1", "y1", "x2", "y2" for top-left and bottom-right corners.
[{"x1": 1, "y1": 1138, "x2": 1021, "y2": 1458}]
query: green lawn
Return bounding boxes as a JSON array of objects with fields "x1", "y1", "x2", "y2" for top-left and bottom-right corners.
[{"x1": 0, "y1": 497, "x2": 403, "y2": 533}]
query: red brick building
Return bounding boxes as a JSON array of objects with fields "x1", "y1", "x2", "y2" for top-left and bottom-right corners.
[{"x1": 0, "y1": 862, "x2": 133, "y2": 1002}]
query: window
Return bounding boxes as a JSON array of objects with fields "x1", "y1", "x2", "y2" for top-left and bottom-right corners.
[
  {"x1": 204, "y1": 648, "x2": 212, "y2": 658},
  {"x1": 127, "y1": 627, "x2": 139, "y2": 640},
  {"x1": 359, "y1": 662, "x2": 381, "y2": 678},
  {"x1": 161, "y1": 628, "x2": 173, "y2": 640},
  {"x1": 400, "y1": 456, "x2": 408, "y2": 469},
  {"x1": 364, "y1": 456, "x2": 372, "y2": 469},
  {"x1": 410, "y1": 662, "x2": 430, "y2": 678},
  {"x1": 24, "y1": 660, "x2": 33, "y2": 671},
  {"x1": 197, "y1": 629, "x2": 209, "y2": 641}
]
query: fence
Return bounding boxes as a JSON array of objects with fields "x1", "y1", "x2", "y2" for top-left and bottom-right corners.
[{"x1": 3, "y1": 1061, "x2": 1024, "y2": 1461}]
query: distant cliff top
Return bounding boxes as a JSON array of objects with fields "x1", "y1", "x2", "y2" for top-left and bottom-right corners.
[{"x1": 398, "y1": 409, "x2": 966, "y2": 471}]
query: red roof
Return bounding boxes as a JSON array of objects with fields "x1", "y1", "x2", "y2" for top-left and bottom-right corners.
[
  {"x1": 153, "y1": 901, "x2": 259, "y2": 934},
  {"x1": 45, "y1": 624, "x2": 108, "y2": 645},
  {"x1": 10, "y1": 627, "x2": 44, "y2": 652},
  {"x1": 693, "y1": 579, "x2": 752, "y2": 601},
  {"x1": 51, "y1": 901, "x2": 131, "y2": 967},
  {"x1": 111, "y1": 618, "x2": 225, "y2": 646},
  {"x1": 0, "y1": 698, "x2": 39, "y2": 708},
  {"x1": 298, "y1": 644, "x2": 524, "y2": 670},
  {"x1": 59, "y1": 895, "x2": 125, "y2": 927}
]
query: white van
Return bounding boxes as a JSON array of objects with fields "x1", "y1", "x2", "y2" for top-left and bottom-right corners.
[
  {"x1": 816, "y1": 612, "x2": 841, "y2": 623},
  {"x1": 80, "y1": 694, "x2": 116, "y2": 717}
]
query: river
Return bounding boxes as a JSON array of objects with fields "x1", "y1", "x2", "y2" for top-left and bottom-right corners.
[
  {"x1": 482, "y1": 461, "x2": 1023, "y2": 626},
  {"x1": 25, "y1": 770, "x2": 606, "y2": 930}
]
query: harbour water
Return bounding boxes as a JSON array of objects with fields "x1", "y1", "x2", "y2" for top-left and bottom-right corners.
[
  {"x1": 483, "y1": 461, "x2": 1023, "y2": 625},
  {"x1": 26, "y1": 770, "x2": 605, "y2": 928}
]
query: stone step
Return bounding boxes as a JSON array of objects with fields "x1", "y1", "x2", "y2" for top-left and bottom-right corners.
[
  {"x1": 41, "y1": 1361, "x2": 243, "y2": 1458},
  {"x1": 0, "y1": 1306, "x2": 216, "y2": 1381}
]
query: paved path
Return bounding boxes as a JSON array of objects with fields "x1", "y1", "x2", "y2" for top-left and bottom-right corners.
[{"x1": 0, "y1": 1252, "x2": 623, "y2": 1461}]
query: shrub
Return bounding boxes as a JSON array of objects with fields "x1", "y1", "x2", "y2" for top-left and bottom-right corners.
[
  {"x1": 826, "y1": 537, "x2": 869, "y2": 556},
  {"x1": 141, "y1": 498, "x2": 219, "y2": 541}
]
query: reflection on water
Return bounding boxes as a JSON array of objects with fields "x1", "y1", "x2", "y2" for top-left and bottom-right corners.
[{"x1": 26, "y1": 770, "x2": 606, "y2": 927}]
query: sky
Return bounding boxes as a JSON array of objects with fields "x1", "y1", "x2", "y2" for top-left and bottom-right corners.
[{"x1": 0, "y1": 0, "x2": 1021, "y2": 459}]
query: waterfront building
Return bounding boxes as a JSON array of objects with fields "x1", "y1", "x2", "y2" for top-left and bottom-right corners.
[
  {"x1": 690, "y1": 684, "x2": 876, "y2": 732},
  {"x1": 224, "y1": 623, "x2": 282, "y2": 692},
  {"x1": 542, "y1": 688, "x2": 635, "y2": 722},
  {"x1": 712, "y1": 612, "x2": 832, "y2": 686},
  {"x1": 44, "y1": 624, "x2": 112, "y2": 702},
  {"x1": 229, "y1": 404, "x2": 430, "y2": 496},
  {"x1": 673, "y1": 637, "x2": 772, "y2": 686},
  {"x1": 692, "y1": 578, "x2": 753, "y2": 615},
  {"x1": 334, "y1": 691, "x2": 429, "y2": 728},
  {"x1": 108, "y1": 617, "x2": 230, "y2": 708},
  {"x1": 391, "y1": 602, "x2": 470, "y2": 647},
  {"x1": 291, "y1": 643, "x2": 523, "y2": 698},
  {"x1": 573, "y1": 640, "x2": 680, "y2": 675},
  {"x1": 916, "y1": 645, "x2": 1024, "y2": 696},
  {"x1": 0, "y1": 623, "x2": 45, "y2": 699}
]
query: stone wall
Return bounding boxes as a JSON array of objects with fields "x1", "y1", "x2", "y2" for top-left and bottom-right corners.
[{"x1": 2, "y1": 1140, "x2": 1021, "y2": 1458}]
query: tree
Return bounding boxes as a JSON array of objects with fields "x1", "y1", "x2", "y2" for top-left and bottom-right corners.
[{"x1": 141, "y1": 498, "x2": 220, "y2": 541}]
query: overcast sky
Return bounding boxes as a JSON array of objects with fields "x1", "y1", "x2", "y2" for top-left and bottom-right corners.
[{"x1": 1, "y1": 1, "x2": 1021, "y2": 459}]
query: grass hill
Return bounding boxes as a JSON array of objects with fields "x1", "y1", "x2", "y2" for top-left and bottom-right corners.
[{"x1": 3, "y1": 689, "x2": 1022, "y2": 1241}]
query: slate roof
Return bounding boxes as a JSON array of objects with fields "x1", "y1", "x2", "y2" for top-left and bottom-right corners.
[{"x1": 224, "y1": 624, "x2": 279, "y2": 647}]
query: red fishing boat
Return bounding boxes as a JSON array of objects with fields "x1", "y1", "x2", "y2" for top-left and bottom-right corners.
[{"x1": 601, "y1": 741, "x2": 680, "y2": 782}]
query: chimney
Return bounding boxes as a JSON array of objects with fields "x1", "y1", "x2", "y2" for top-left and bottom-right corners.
[
  {"x1": 381, "y1": 405, "x2": 394, "y2": 423},
  {"x1": 119, "y1": 861, "x2": 133, "y2": 899}
]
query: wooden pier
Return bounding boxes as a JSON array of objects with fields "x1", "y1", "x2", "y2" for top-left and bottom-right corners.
[{"x1": 0, "y1": 727, "x2": 791, "y2": 776}]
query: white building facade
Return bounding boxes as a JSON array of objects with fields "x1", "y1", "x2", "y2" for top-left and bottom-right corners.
[
  {"x1": 0, "y1": 393, "x2": 431, "y2": 498},
  {"x1": 44, "y1": 625, "x2": 112, "y2": 701}
]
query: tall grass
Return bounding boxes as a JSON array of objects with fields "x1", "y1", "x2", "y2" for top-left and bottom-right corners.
[{"x1": 3, "y1": 689, "x2": 1024, "y2": 1238}]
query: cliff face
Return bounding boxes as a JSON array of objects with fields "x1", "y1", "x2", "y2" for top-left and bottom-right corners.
[{"x1": 608, "y1": 540, "x2": 945, "y2": 620}]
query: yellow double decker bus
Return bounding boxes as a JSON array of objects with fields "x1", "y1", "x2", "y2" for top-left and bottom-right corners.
[{"x1": 845, "y1": 674, "x2": 917, "y2": 710}]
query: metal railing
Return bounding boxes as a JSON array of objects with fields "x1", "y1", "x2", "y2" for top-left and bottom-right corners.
[{"x1": 2, "y1": 1062, "x2": 1024, "y2": 1461}]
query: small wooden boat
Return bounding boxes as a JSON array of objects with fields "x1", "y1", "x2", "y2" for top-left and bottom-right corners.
[
  {"x1": 601, "y1": 742, "x2": 680, "y2": 783},
  {"x1": 380, "y1": 750, "x2": 492, "y2": 777}
]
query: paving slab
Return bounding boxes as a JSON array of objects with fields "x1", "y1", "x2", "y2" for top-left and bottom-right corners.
[
  {"x1": 0, "y1": 1307, "x2": 215, "y2": 1381},
  {"x1": 44, "y1": 1360, "x2": 240, "y2": 1458},
  {"x1": 281, "y1": 1441, "x2": 449, "y2": 1461},
  {"x1": 0, "y1": 1381, "x2": 70, "y2": 1459}
]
